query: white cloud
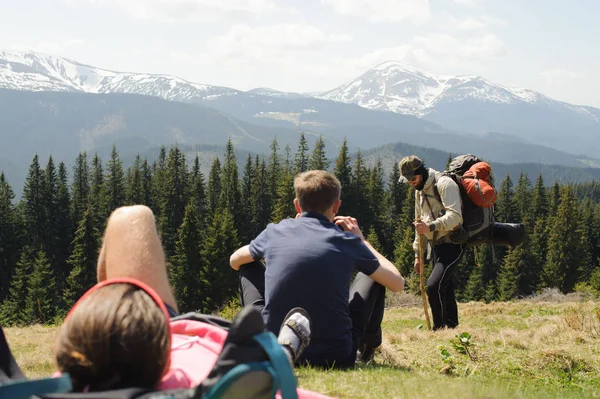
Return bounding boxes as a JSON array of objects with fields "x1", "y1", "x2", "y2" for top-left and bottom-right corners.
[
  {"x1": 540, "y1": 68, "x2": 584, "y2": 83},
  {"x1": 9, "y1": 39, "x2": 85, "y2": 55},
  {"x1": 205, "y1": 24, "x2": 352, "y2": 60},
  {"x1": 450, "y1": 0, "x2": 485, "y2": 8},
  {"x1": 413, "y1": 33, "x2": 505, "y2": 59},
  {"x1": 66, "y1": 0, "x2": 289, "y2": 22},
  {"x1": 449, "y1": 15, "x2": 486, "y2": 30},
  {"x1": 321, "y1": 0, "x2": 430, "y2": 23}
]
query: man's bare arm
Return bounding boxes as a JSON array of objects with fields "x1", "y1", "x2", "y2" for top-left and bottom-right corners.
[
  {"x1": 230, "y1": 245, "x2": 255, "y2": 271},
  {"x1": 334, "y1": 216, "x2": 405, "y2": 292}
]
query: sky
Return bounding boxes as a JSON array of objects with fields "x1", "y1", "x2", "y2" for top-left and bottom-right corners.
[{"x1": 1, "y1": 0, "x2": 599, "y2": 107}]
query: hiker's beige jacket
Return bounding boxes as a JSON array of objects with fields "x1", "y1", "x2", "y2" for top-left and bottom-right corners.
[{"x1": 412, "y1": 168, "x2": 463, "y2": 255}]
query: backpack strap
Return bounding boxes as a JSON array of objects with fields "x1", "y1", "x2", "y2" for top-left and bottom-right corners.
[
  {"x1": 1, "y1": 326, "x2": 25, "y2": 383},
  {"x1": 253, "y1": 332, "x2": 297, "y2": 399},
  {"x1": 0, "y1": 374, "x2": 72, "y2": 399}
]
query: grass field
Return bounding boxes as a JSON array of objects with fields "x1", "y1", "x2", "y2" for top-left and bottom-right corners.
[{"x1": 4, "y1": 290, "x2": 600, "y2": 398}]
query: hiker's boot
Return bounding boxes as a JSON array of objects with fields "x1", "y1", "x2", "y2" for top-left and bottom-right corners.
[
  {"x1": 278, "y1": 307, "x2": 312, "y2": 365},
  {"x1": 357, "y1": 343, "x2": 376, "y2": 364}
]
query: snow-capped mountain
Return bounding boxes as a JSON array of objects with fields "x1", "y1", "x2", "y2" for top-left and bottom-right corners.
[
  {"x1": 1, "y1": 51, "x2": 599, "y2": 157},
  {"x1": 0, "y1": 50, "x2": 238, "y2": 101},
  {"x1": 310, "y1": 61, "x2": 600, "y2": 156},
  {"x1": 313, "y1": 61, "x2": 597, "y2": 119}
]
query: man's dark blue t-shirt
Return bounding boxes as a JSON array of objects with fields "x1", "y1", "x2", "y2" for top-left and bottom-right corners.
[{"x1": 248, "y1": 212, "x2": 380, "y2": 365}]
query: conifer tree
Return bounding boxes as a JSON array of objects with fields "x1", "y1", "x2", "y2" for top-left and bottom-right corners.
[
  {"x1": 496, "y1": 245, "x2": 525, "y2": 301},
  {"x1": 333, "y1": 139, "x2": 354, "y2": 216},
  {"x1": 393, "y1": 226, "x2": 416, "y2": 278},
  {"x1": 207, "y1": 157, "x2": 222, "y2": 214},
  {"x1": 577, "y1": 199, "x2": 595, "y2": 281},
  {"x1": 526, "y1": 218, "x2": 547, "y2": 293},
  {"x1": 199, "y1": 208, "x2": 240, "y2": 313},
  {"x1": 141, "y1": 158, "x2": 154, "y2": 208},
  {"x1": 495, "y1": 174, "x2": 517, "y2": 223},
  {"x1": 543, "y1": 186, "x2": 582, "y2": 292},
  {"x1": 393, "y1": 188, "x2": 416, "y2": 277},
  {"x1": 366, "y1": 159, "x2": 386, "y2": 233},
  {"x1": 272, "y1": 165, "x2": 295, "y2": 223},
  {"x1": 22, "y1": 154, "x2": 46, "y2": 250},
  {"x1": 105, "y1": 145, "x2": 126, "y2": 213},
  {"x1": 219, "y1": 139, "x2": 241, "y2": 218},
  {"x1": 170, "y1": 202, "x2": 203, "y2": 312},
  {"x1": 251, "y1": 156, "x2": 271, "y2": 234},
  {"x1": 0, "y1": 250, "x2": 33, "y2": 325},
  {"x1": 63, "y1": 206, "x2": 100, "y2": 307},
  {"x1": 531, "y1": 174, "x2": 548, "y2": 220},
  {"x1": 514, "y1": 172, "x2": 532, "y2": 222},
  {"x1": 189, "y1": 155, "x2": 207, "y2": 227},
  {"x1": 53, "y1": 162, "x2": 73, "y2": 295},
  {"x1": 89, "y1": 154, "x2": 108, "y2": 225},
  {"x1": 159, "y1": 146, "x2": 189, "y2": 257},
  {"x1": 0, "y1": 173, "x2": 18, "y2": 301},
  {"x1": 366, "y1": 227, "x2": 382, "y2": 253},
  {"x1": 24, "y1": 251, "x2": 56, "y2": 324},
  {"x1": 548, "y1": 180, "x2": 561, "y2": 215},
  {"x1": 463, "y1": 251, "x2": 486, "y2": 301},
  {"x1": 127, "y1": 154, "x2": 144, "y2": 205},
  {"x1": 381, "y1": 162, "x2": 406, "y2": 257},
  {"x1": 151, "y1": 146, "x2": 168, "y2": 218},
  {"x1": 71, "y1": 152, "x2": 90, "y2": 225},
  {"x1": 352, "y1": 150, "x2": 370, "y2": 225},
  {"x1": 308, "y1": 136, "x2": 329, "y2": 170},
  {"x1": 267, "y1": 138, "x2": 282, "y2": 207},
  {"x1": 239, "y1": 154, "x2": 255, "y2": 243},
  {"x1": 294, "y1": 133, "x2": 309, "y2": 174}
]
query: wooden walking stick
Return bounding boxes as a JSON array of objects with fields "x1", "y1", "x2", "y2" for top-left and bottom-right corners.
[{"x1": 417, "y1": 218, "x2": 432, "y2": 331}]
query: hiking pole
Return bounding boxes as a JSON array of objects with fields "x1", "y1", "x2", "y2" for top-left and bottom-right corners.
[{"x1": 417, "y1": 218, "x2": 432, "y2": 331}]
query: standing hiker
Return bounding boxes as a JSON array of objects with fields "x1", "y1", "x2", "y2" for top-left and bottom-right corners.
[
  {"x1": 398, "y1": 156, "x2": 464, "y2": 331},
  {"x1": 230, "y1": 170, "x2": 405, "y2": 368}
]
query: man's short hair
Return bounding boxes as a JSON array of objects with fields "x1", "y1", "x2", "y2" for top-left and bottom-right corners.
[{"x1": 294, "y1": 170, "x2": 341, "y2": 214}]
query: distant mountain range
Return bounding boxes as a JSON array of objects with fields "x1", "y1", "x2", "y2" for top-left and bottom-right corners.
[
  {"x1": 2, "y1": 51, "x2": 598, "y2": 158},
  {"x1": 1, "y1": 50, "x2": 599, "y2": 192}
]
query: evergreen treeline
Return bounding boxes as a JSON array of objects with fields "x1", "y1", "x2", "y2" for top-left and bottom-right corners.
[{"x1": 1, "y1": 136, "x2": 600, "y2": 326}]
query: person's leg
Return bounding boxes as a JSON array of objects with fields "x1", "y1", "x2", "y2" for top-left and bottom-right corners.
[
  {"x1": 426, "y1": 244, "x2": 464, "y2": 330},
  {"x1": 96, "y1": 205, "x2": 178, "y2": 313},
  {"x1": 238, "y1": 261, "x2": 266, "y2": 312},
  {"x1": 348, "y1": 272, "x2": 386, "y2": 362},
  {"x1": 444, "y1": 279, "x2": 459, "y2": 329}
]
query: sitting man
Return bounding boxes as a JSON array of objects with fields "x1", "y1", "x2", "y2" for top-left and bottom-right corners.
[{"x1": 230, "y1": 170, "x2": 405, "y2": 369}]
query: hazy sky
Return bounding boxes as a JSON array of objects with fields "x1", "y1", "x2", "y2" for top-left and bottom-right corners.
[{"x1": 1, "y1": 0, "x2": 599, "y2": 107}]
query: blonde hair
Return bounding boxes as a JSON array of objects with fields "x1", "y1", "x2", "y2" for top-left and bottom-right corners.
[
  {"x1": 294, "y1": 170, "x2": 341, "y2": 214},
  {"x1": 55, "y1": 284, "x2": 170, "y2": 392}
]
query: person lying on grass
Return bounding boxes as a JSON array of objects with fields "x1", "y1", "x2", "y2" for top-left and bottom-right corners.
[{"x1": 53, "y1": 205, "x2": 332, "y2": 398}]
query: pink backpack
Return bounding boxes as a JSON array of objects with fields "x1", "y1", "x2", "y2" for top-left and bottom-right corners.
[{"x1": 162, "y1": 318, "x2": 335, "y2": 399}]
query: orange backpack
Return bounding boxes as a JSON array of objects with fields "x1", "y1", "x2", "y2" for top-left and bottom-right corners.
[{"x1": 461, "y1": 162, "x2": 497, "y2": 208}]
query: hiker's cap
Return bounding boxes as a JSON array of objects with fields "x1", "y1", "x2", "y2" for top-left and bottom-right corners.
[{"x1": 398, "y1": 155, "x2": 423, "y2": 183}]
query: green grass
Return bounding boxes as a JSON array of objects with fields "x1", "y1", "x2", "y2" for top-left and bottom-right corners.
[{"x1": 5, "y1": 295, "x2": 600, "y2": 398}]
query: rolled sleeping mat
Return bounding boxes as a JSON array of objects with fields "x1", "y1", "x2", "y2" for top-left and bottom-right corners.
[{"x1": 490, "y1": 223, "x2": 526, "y2": 247}]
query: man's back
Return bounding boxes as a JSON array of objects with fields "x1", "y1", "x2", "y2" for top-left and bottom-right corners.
[{"x1": 249, "y1": 212, "x2": 379, "y2": 365}]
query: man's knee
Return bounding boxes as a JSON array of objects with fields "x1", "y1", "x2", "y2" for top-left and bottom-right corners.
[
  {"x1": 426, "y1": 283, "x2": 437, "y2": 297},
  {"x1": 107, "y1": 205, "x2": 156, "y2": 229}
]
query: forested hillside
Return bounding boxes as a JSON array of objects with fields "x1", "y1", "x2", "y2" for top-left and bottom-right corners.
[{"x1": 1, "y1": 134, "x2": 599, "y2": 325}]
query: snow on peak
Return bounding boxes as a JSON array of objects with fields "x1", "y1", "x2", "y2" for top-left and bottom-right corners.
[
  {"x1": 313, "y1": 60, "x2": 564, "y2": 116},
  {"x1": 0, "y1": 50, "x2": 237, "y2": 102}
]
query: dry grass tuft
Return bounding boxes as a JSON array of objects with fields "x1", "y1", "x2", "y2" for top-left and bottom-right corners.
[{"x1": 4, "y1": 324, "x2": 60, "y2": 378}]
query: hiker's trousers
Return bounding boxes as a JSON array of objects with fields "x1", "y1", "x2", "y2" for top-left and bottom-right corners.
[
  {"x1": 427, "y1": 243, "x2": 465, "y2": 331},
  {"x1": 238, "y1": 261, "x2": 385, "y2": 367}
]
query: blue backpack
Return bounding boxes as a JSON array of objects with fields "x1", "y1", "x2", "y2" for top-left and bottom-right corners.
[{"x1": 0, "y1": 306, "x2": 298, "y2": 399}]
